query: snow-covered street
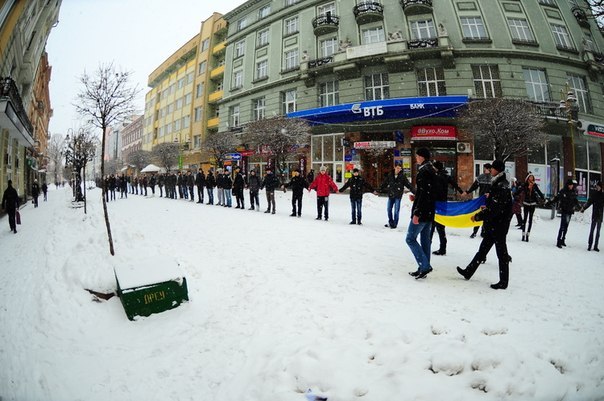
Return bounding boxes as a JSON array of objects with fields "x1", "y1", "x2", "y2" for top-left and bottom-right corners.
[{"x1": 1, "y1": 185, "x2": 603, "y2": 401}]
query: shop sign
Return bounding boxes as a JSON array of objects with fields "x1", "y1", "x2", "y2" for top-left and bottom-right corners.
[
  {"x1": 586, "y1": 124, "x2": 604, "y2": 138},
  {"x1": 411, "y1": 125, "x2": 457, "y2": 141},
  {"x1": 239, "y1": 150, "x2": 255, "y2": 156},
  {"x1": 353, "y1": 141, "x2": 396, "y2": 149},
  {"x1": 224, "y1": 152, "x2": 242, "y2": 161}
]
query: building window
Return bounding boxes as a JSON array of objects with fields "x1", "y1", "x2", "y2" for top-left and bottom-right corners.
[
  {"x1": 472, "y1": 65, "x2": 502, "y2": 98},
  {"x1": 460, "y1": 16, "x2": 488, "y2": 40},
  {"x1": 284, "y1": 49, "x2": 299, "y2": 70},
  {"x1": 256, "y1": 60, "x2": 268, "y2": 79},
  {"x1": 257, "y1": 28, "x2": 270, "y2": 47},
  {"x1": 185, "y1": 93, "x2": 192, "y2": 105},
  {"x1": 417, "y1": 67, "x2": 446, "y2": 97},
  {"x1": 233, "y1": 70, "x2": 243, "y2": 88},
  {"x1": 523, "y1": 68, "x2": 550, "y2": 102},
  {"x1": 551, "y1": 24, "x2": 574, "y2": 50},
  {"x1": 201, "y1": 39, "x2": 210, "y2": 52},
  {"x1": 319, "y1": 80, "x2": 339, "y2": 107},
  {"x1": 198, "y1": 61, "x2": 207, "y2": 75},
  {"x1": 177, "y1": 77, "x2": 185, "y2": 89},
  {"x1": 234, "y1": 39, "x2": 245, "y2": 58},
  {"x1": 194, "y1": 107, "x2": 203, "y2": 122},
  {"x1": 539, "y1": 0, "x2": 556, "y2": 6},
  {"x1": 285, "y1": 0, "x2": 298, "y2": 6},
  {"x1": 253, "y1": 97, "x2": 266, "y2": 121},
  {"x1": 282, "y1": 89, "x2": 297, "y2": 113},
  {"x1": 176, "y1": 98, "x2": 183, "y2": 110},
  {"x1": 583, "y1": 33, "x2": 598, "y2": 52},
  {"x1": 237, "y1": 18, "x2": 248, "y2": 31},
  {"x1": 507, "y1": 18, "x2": 535, "y2": 43},
  {"x1": 284, "y1": 16, "x2": 299, "y2": 35},
  {"x1": 183, "y1": 115, "x2": 190, "y2": 128},
  {"x1": 567, "y1": 74, "x2": 592, "y2": 114},
  {"x1": 364, "y1": 73, "x2": 389, "y2": 100},
  {"x1": 362, "y1": 27, "x2": 385, "y2": 44},
  {"x1": 318, "y1": 2, "x2": 336, "y2": 16},
  {"x1": 320, "y1": 37, "x2": 338, "y2": 57},
  {"x1": 230, "y1": 105, "x2": 240, "y2": 127},
  {"x1": 259, "y1": 5, "x2": 271, "y2": 18},
  {"x1": 410, "y1": 19, "x2": 436, "y2": 40},
  {"x1": 194, "y1": 135, "x2": 201, "y2": 149},
  {"x1": 196, "y1": 83, "x2": 204, "y2": 98}
]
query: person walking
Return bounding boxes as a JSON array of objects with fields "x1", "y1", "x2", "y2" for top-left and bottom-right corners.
[
  {"x1": 284, "y1": 169, "x2": 308, "y2": 217},
  {"x1": 233, "y1": 166, "x2": 246, "y2": 209},
  {"x1": 2, "y1": 180, "x2": 20, "y2": 233},
  {"x1": 31, "y1": 179, "x2": 40, "y2": 208},
  {"x1": 510, "y1": 177, "x2": 523, "y2": 228},
  {"x1": 308, "y1": 165, "x2": 338, "y2": 221},
  {"x1": 261, "y1": 167, "x2": 280, "y2": 214},
  {"x1": 466, "y1": 164, "x2": 492, "y2": 238},
  {"x1": 407, "y1": 148, "x2": 437, "y2": 280},
  {"x1": 547, "y1": 179, "x2": 580, "y2": 248},
  {"x1": 338, "y1": 168, "x2": 374, "y2": 225},
  {"x1": 205, "y1": 168, "x2": 215, "y2": 205},
  {"x1": 581, "y1": 181, "x2": 603, "y2": 251},
  {"x1": 431, "y1": 161, "x2": 464, "y2": 255},
  {"x1": 246, "y1": 169, "x2": 261, "y2": 210},
  {"x1": 379, "y1": 164, "x2": 414, "y2": 229},
  {"x1": 516, "y1": 173, "x2": 545, "y2": 242},
  {"x1": 456, "y1": 160, "x2": 512, "y2": 289},
  {"x1": 222, "y1": 169, "x2": 233, "y2": 207},
  {"x1": 41, "y1": 182, "x2": 48, "y2": 202},
  {"x1": 195, "y1": 168, "x2": 205, "y2": 204}
]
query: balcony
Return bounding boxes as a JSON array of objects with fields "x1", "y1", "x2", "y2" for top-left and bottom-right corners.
[
  {"x1": 408, "y1": 37, "x2": 438, "y2": 49},
  {"x1": 308, "y1": 56, "x2": 333, "y2": 69},
  {"x1": 571, "y1": 6, "x2": 590, "y2": 28},
  {"x1": 400, "y1": 0, "x2": 432, "y2": 16},
  {"x1": 212, "y1": 41, "x2": 226, "y2": 55},
  {"x1": 0, "y1": 77, "x2": 34, "y2": 147},
  {"x1": 312, "y1": 12, "x2": 339, "y2": 36},
  {"x1": 207, "y1": 117, "x2": 220, "y2": 128},
  {"x1": 208, "y1": 90, "x2": 223, "y2": 103},
  {"x1": 210, "y1": 65, "x2": 225, "y2": 79},
  {"x1": 353, "y1": 2, "x2": 384, "y2": 24}
]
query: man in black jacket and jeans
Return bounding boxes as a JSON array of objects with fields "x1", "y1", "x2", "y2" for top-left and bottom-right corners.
[
  {"x1": 457, "y1": 160, "x2": 512, "y2": 289},
  {"x1": 380, "y1": 164, "x2": 414, "y2": 229},
  {"x1": 548, "y1": 179, "x2": 580, "y2": 248},
  {"x1": 339, "y1": 168, "x2": 374, "y2": 225}
]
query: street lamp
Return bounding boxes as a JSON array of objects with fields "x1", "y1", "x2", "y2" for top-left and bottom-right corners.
[{"x1": 559, "y1": 85, "x2": 579, "y2": 180}]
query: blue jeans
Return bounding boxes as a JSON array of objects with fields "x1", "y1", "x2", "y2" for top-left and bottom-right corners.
[
  {"x1": 557, "y1": 213, "x2": 572, "y2": 241},
  {"x1": 350, "y1": 198, "x2": 362, "y2": 222},
  {"x1": 406, "y1": 220, "x2": 432, "y2": 272},
  {"x1": 224, "y1": 189, "x2": 232, "y2": 207},
  {"x1": 387, "y1": 197, "x2": 402, "y2": 228}
]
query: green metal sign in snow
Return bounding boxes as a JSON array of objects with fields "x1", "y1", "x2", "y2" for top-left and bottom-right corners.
[{"x1": 114, "y1": 255, "x2": 189, "y2": 321}]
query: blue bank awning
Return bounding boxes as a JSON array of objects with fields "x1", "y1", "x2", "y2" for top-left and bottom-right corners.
[{"x1": 287, "y1": 95, "x2": 468, "y2": 126}]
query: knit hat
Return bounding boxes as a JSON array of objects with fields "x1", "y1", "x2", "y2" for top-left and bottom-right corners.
[
  {"x1": 320, "y1": 165, "x2": 327, "y2": 172},
  {"x1": 353, "y1": 168, "x2": 359, "y2": 173},
  {"x1": 491, "y1": 159, "x2": 505, "y2": 172},
  {"x1": 416, "y1": 147, "x2": 431, "y2": 160}
]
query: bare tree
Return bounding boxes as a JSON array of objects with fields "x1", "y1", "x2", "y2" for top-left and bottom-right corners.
[
  {"x1": 47, "y1": 134, "x2": 65, "y2": 184},
  {"x1": 152, "y1": 142, "x2": 180, "y2": 172},
  {"x1": 75, "y1": 63, "x2": 140, "y2": 256},
  {"x1": 586, "y1": 0, "x2": 604, "y2": 24},
  {"x1": 243, "y1": 116, "x2": 311, "y2": 174},
  {"x1": 126, "y1": 149, "x2": 152, "y2": 172},
  {"x1": 457, "y1": 98, "x2": 547, "y2": 162},
  {"x1": 202, "y1": 131, "x2": 239, "y2": 168}
]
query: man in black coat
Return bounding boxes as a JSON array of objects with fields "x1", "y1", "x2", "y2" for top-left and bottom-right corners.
[
  {"x1": 547, "y1": 179, "x2": 580, "y2": 248},
  {"x1": 232, "y1": 166, "x2": 246, "y2": 209},
  {"x1": 431, "y1": 161, "x2": 463, "y2": 255},
  {"x1": 2, "y1": 180, "x2": 20, "y2": 233},
  {"x1": 581, "y1": 181, "x2": 603, "y2": 251},
  {"x1": 379, "y1": 164, "x2": 414, "y2": 229},
  {"x1": 31, "y1": 179, "x2": 40, "y2": 208},
  {"x1": 339, "y1": 168, "x2": 374, "y2": 225},
  {"x1": 457, "y1": 160, "x2": 512, "y2": 290},
  {"x1": 261, "y1": 167, "x2": 281, "y2": 214},
  {"x1": 205, "y1": 169, "x2": 216, "y2": 205},
  {"x1": 284, "y1": 169, "x2": 308, "y2": 217},
  {"x1": 195, "y1": 168, "x2": 206, "y2": 203}
]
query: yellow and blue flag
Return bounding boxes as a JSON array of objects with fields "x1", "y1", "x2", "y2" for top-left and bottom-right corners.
[{"x1": 434, "y1": 196, "x2": 486, "y2": 228}]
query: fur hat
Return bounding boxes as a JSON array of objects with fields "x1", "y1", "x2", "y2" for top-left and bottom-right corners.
[
  {"x1": 416, "y1": 147, "x2": 431, "y2": 160},
  {"x1": 491, "y1": 159, "x2": 505, "y2": 172},
  {"x1": 320, "y1": 165, "x2": 327, "y2": 172}
]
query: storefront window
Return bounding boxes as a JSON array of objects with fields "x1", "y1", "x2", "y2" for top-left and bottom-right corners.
[
  {"x1": 323, "y1": 136, "x2": 334, "y2": 161},
  {"x1": 312, "y1": 136, "x2": 321, "y2": 161},
  {"x1": 575, "y1": 135, "x2": 588, "y2": 170},
  {"x1": 588, "y1": 139, "x2": 601, "y2": 171}
]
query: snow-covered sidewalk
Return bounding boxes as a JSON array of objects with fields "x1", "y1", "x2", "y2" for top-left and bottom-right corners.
[{"x1": 0, "y1": 185, "x2": 602, "y2": 401}]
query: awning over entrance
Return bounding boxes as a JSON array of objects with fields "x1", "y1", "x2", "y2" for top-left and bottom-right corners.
[{"x1": 287, "y1": 95, "x2": 468, "y2": 126}]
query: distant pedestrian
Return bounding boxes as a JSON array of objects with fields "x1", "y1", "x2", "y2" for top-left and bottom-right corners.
[
  {"x1": 431, "y1": 161, "x2": 463, "y2": 255},
  {"x1": 510, "y1": 177, "x2": 523, "y2": 228},
  {"x1": 338, "y1": 168, "x2": 374, "y2": 225},
  {"x1": 205, "y1": 168, "x2": 215, "y2": 205},
  {"x1": 581, "y1": 181, "x2": 603, "y2": 252},
  {"x1": 547, "y1": 179, "x2": 580, "y2": 248},
  {"x1": 222, "y1": 169, "x2": 233, "y2": 207},
  {"x1": 41, "y1": 182, "x2": 48, "y2": 201},
  {"x1": 466, "y1": 164, "x2": 492, "y2": 238},
  {"x1": 246, "y1": 169, "x2": 261, "y2": 210},
  {"x1": 261, "y1": 167, "x2": 281, "y2": 214},
  {"x1": 195, "y1": 168, "x2": 205, "y2": 204},
  {"x1": 379, "y1": 164, "x2": 414, "y2": 229},
  {"x1": 284, "y1": 169, "x2": 308, "y2": 217},
  {"x1": 308, "y1": 165, "x2": 338, "y2": 221},
  {"x1": 2, "y1": 180, "x2": 20, "y2": 233},
  {"x1": 31, "y1": 179, "x2": 40, "y2": 208},
  {"x1": 215, "y1": 169, "x2": 224, "y2": 206},
  {"x1": 233, "y1": 166, "x2": 245, "y2": 209}
]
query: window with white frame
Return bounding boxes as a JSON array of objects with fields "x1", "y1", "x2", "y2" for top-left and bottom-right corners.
[
  {"x1": 319, "y1": 80, "x2": 339, "y2": 107},
  {"x1": 285, "y1": 0, "x2": 298, "y2": 6},
  {"x1": 201, "y1": 39, "x2": 210, "y2": 52},
  {"x1": 198, "y1": 61, "x2": 207, "y2": 74},
  {"x1": 417, "y1": 67, "x2": 446, "y2": 97},
  {"x1": 472, "y1": 65, "x2": 502, "y2": 98},
  {"x1": 364, "y1": 73, "x2": 389, "y2": 100},
  {"x1": 174, "y1": 119, "x2": 181, "y2": 131},
  {"x1": 194, "y1": 135, "x2": 201, "y2": 149},
  {"x1": 257, "y1": 28, "x2": 270, "y2": 47},
  {"x1": 230, "y1": 105, "x2": 241, "y2": 127},
  {"x1": 183, "y1": 115, "x2": 190, "y2": 128},
  {"x1": 185, "y1": 93, "x2": 192, "y2": 105},
  {"x1": 178, "y1": 77, "x2": 185, "y2": 89},
  {"x1": 539, "y1": 0, "x2": 556, "y2": 6},
  {"x1": 282, "y1": 89, "x2": 297, "y2": 113},
  {"x1": 187, "y1": 72, "x2": 194, "y2": 84},
  {"x1": 256, "y1": 60, "x2": 268, "y2": 79},
  {"x1": 194, "y1": 106, "x2": 203, "y2": 122},
  {"x1": 507, "y1": 18, "x2": 535, "y2": 42},
  {"x1": 284, "y1": 16, "x2": 299, "y2": 35},
  {"x1": 583, "y1": 33, "x2": 598, "y2": 52},
  {"x1": 284, "y1": 49, "x2": 299, "y2": 70},
  {"x1": 176, "y1": 98, "x2": 184, "y2": 110},
  {"x1": 460, "y1": 16, "x2": 488, "y2": 40},
  {"x1": 320, "y1": 37, "x2": 338, "y2": 57},
  {"x1": 318, "y1": 2, "x2": 336, "y2": 16},
  {"x1": 523, "y1": 68, "x2": 550, "y2": 102},
  {"x1": 196, "y1": 83, "x2": 204, "y2": 98},
  {"x1": 567, "y1": 74, "x2": 592, "y2": 113},
  {"x1": 259, "y1": 4, "x2": 271, "y2": 18},
  {"x1": 233, "y1": 70, "x2": 243, "y2": 88},
  {"x1": 362, "y1": 26, "x2": 385, "y2": 44},
  {"x1": 551, "y1": 24, "x2": 574, "y2": 50},
  {"x1": 410, "y1": 19, "x2": 436, "y2": 40},
  {"x1": 237, "y1": 18, "x2": 248, "y2": 31},
  {"x1": 234, "y1": 39, "x2": 246, "y2": 58},
  {"x1": 253, "y1": 97, "x2": 266, "y2": 120}
]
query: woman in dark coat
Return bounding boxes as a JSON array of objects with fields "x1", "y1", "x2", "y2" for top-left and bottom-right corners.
[
  {"x1": 547, "y1": 179, "x2": 580, "y2": 248},
  {"x1": 516, "y1": 173, "x2": 544, "y2": 242},
  {"x1": 2, "y1": 180, "x2": 20, "y2": 233}
]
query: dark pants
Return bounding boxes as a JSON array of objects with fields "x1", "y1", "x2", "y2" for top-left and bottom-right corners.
[
  {"x1": 206, "y1": 187, "x2": 214, "y2": 204},
  {"x1": 159, "y1": 186, "x2": 163, "y2": 197},
  {"x1": 234, "y1": 189, "x2": 244, "y2": 207},
  {"x1": 465, "y1": 230, "x2": 510, "y2": 286},
  {"x1": 431, "y1": 221, "x2": 447, "y2": 251},
  {"x1": 33, "y1": 196, "x2": 39, "y2": 207},
  {"x1": 317, "y1": 196, "x2": 329, "y2": 219},
  {"x1": 188, "y1": 186, "x2": 194, "y2": 201},
  {"x1": 589, "y1": 220, "x2": 602, "y2": 249},
  {"x1": 6, "y1": 208, "x2": 16, "y2": 231},
  {"x1": 197, "y1": 186, "x2": 204, "y2": 202},
  {"x1": 350, "y1": 197, "x2": 362, "y2": 223},
  {"x1": 522, "y1": 205, "x2": 536, "y2": 233},
  {"x1": 557, "y1": 213, "x2": 572, "y2": 242},
  {"x1": 249, "y1": 190, "x2": 259, "y2": 209},
  {"x1": 292, "y1": 193, "x2": 303, "y2": 215},
  {"x1": 265, "y1": 190, "x2": 275, "y2": 212}
]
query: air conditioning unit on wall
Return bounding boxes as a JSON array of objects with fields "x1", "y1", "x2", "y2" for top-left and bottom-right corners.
[{"x1": 456, "y1": 142, "x2": 472, "y2": 153}]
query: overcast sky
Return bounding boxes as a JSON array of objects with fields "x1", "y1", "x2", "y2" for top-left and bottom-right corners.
[{"x1": 46, "y1": 0, "x2": 243, "y2": 137}]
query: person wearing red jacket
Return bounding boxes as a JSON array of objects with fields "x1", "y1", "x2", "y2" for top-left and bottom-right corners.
[{"x1": 308, "y1": 165, "x2": 338, "y2": 221}]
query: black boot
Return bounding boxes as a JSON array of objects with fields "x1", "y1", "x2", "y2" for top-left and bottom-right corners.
[
  {"x1": 432, "y1": 249, "x2": 446, "y2": 255},
  {"x1": 556, "y1": 239, "x2": 563, "y2": 248},
  {"x1": 456, "y1": 266, "x2": 471, "y2": 280},
  {"x1": 349, "y1": 220, "x2": 356, "y2": 225},
  {"x1": 561, "y1": 239, "x2": 567, "y2": 247},
  {"x1": 491, "y1": 259, "x2": 509, "y2": 289}
]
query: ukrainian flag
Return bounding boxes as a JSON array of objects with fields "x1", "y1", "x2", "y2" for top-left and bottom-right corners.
[{"x1": 434, "y1": 196, "x2": 486, "y2": 228}]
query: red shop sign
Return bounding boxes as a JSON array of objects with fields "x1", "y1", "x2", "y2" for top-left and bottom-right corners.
[{"x1": 411, "y1": 125, "x2": 457, "y2": 141}]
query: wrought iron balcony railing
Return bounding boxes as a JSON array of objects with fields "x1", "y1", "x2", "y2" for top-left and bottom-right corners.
[{"x1": 0, "y1": 77, "x2": 34, "y2": 134}]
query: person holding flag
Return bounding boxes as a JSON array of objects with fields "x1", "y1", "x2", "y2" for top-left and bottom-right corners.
[{"x1": 431, "y1": 161, "x2": 464, "y2": 255}]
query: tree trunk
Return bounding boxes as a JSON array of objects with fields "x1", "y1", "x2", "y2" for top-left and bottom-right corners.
[{"x1": 100, "y1": 124, "x2": 115, "y2": 256}]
